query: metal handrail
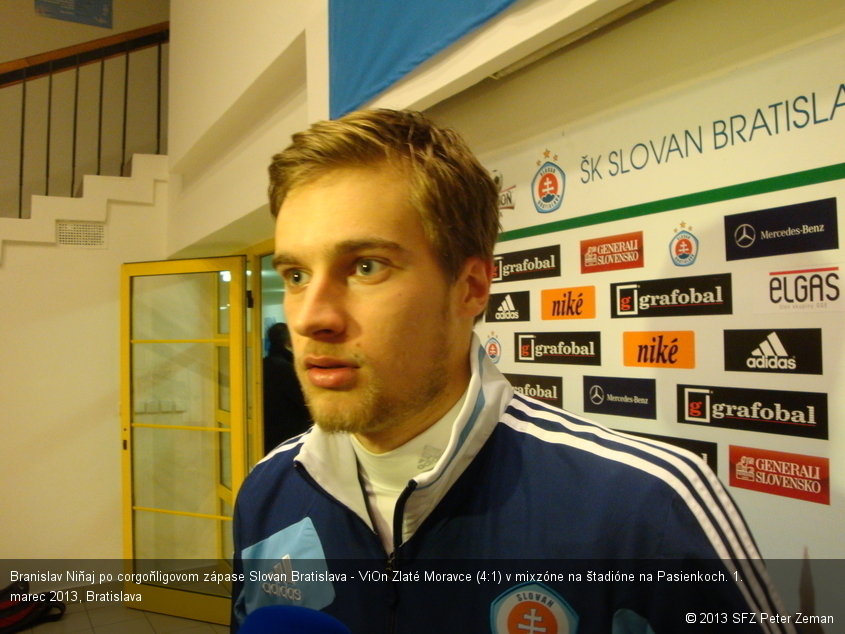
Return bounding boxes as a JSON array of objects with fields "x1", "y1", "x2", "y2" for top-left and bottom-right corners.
[{"x1": 1, "y1": 23, "x2": 169, "y2": 219}]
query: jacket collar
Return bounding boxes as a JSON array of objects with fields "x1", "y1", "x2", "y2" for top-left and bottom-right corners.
[{"x1": 293, "y1": 335, "x2": 514, "y2": 544}]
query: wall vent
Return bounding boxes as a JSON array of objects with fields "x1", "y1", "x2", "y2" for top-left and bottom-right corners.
[{"x1": 56, "y1": 221, "x2": 107, "y2": 249}]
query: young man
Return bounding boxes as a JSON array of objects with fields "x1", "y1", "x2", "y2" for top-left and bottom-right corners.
[{"x1": 232, "y1": 110, "x2": 791, "y2": 633}]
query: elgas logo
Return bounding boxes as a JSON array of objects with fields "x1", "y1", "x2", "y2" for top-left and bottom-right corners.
[{"x1": 767, "y1": 266, "x2": 840, "y2": 309}]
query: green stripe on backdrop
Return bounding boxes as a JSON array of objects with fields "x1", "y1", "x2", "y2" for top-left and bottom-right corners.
[{"x1": 498, "y1": 162, "x2": 845, "y2": 243}]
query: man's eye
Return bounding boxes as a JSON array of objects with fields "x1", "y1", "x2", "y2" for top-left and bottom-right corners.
[
  {"x1": 281, "y1": 269, "x2": 311, "y2": 287},
  {"x1": 355, "y1": 259, "x2": 386, "y2": 277}
]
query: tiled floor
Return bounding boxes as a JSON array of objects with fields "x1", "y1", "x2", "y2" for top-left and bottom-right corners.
[{"x1": 19, "y1": 602, "x2": 228, "y2": 633}]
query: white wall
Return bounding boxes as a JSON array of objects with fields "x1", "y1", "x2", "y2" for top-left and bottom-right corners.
[
  {"x1": 0, "y1": 0, "x2": 169, "y2": 63},
  {"x1": 165, "y1": 0, "x2": 322, "y2": 258},
  {"x1": 0, "y1": 177, "x2": 169, "y2": 558}
]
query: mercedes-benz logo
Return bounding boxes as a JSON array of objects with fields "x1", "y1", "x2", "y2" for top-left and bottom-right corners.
[
  {"x1": 589, "y1": 385, "x2": 605, "y2": 405},
  {"x1": 734, "y1": 223, "x2": 756, "y2": 248}
]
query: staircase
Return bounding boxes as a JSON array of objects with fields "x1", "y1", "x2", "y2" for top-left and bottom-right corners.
[{"x1": 0, "y1": 153, "x2": 168, "y2": 265}]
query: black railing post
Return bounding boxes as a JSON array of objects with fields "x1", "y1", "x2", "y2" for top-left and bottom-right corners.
[
  {"x1": 18, "y1": 68, "x2": 27, "y2": 218},
  {"x1": 121, "y1": 43, "x2": 129, "y2": 175},
  {"x1": 97, "y1": 58, "x2": 104, "y2": 175},
  {"x1": 71, "y1": 55, "x2": 79, "y2": 197},
  {"x1": 46, "y1": 60, "x2": 53, "y2": 196},
  {"x1": 156, "y1": 41, "x2": 162, "y2": 155}
]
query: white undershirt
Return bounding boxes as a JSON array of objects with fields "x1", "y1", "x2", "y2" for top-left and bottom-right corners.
[{"x1": 350, "y1": 391, "x2": 466, "y2": 554}]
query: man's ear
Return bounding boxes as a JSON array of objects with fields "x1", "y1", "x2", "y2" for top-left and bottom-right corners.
[{"x1": 454, "y1": 257, "x2": 493, "y2": 320}]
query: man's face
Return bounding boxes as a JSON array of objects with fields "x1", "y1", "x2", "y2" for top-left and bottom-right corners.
[{"x1": 273, "y1": 167, "x2": 484, "y2": 449}]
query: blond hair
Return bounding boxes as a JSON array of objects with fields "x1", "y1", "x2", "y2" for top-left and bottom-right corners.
[{"x1": 268, "y1": 109, "x2": 500, "y2": 280}]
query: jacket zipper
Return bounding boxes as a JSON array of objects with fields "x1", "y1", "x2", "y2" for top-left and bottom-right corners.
[
  {"x1": 385, "y1": 480, "x2": 417, "y2": 634},
  {"x1": 295, "y1": 461, "x2": 416, "y2": 634}
]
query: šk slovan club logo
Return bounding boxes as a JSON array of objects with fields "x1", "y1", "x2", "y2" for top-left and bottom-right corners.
[
  {"x1": 491, "y1": 583, "x2": 577, "y2": 634},
  {"x1": 485, "y1": 334, "x2": 502, "y2": 364},
  {"x1": 669, "y1": 222, "x2": 699, "y2": 266},
  {"x1": 532, "y1": 150, "x2": 565, "y2": 213}
]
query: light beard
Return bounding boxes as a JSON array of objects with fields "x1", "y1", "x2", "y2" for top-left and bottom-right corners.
[{"x1": 298, "y1": 357, "x2": 450, "y2": 437}]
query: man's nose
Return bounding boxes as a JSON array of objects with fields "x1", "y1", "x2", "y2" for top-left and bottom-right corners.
[{"x1": 289, "y1": 275, "x2": 347, "y2": 340}]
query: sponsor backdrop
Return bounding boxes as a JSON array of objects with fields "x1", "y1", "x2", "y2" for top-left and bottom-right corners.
[{"x1": 474, "y1": 29, "x2": 843, "y2": 562}]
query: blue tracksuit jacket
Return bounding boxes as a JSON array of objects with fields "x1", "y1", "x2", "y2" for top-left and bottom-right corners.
[{"x1": 232, "y1": 344, "x2": 792, "y2": 633}]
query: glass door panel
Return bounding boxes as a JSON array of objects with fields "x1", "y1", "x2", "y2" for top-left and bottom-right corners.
[{"x1": 121, "y1": 256, "x2": 246, "y2": 624}]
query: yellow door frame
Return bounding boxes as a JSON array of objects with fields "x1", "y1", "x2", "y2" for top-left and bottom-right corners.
[{"x1": 120, "y1": 255, "x2": 247, "y2": 625}]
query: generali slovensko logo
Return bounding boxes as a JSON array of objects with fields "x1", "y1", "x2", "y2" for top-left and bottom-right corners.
[
  {"x1": 541, "y1": 286, "x2": 596, "y2": 320},
  {"x1": 583, "y1": 375, "x2": 656, "y2": 419},
  {"x1": 504, "y1": 373, "x2": 563, "y2": 408},
  {"x1": 580, "y1": 231, "x2": 643, "y2": 274},
  {"x1": 724, "y1": 198, "x2": 838, "y2": 261},
  {"x1": 623, "y1": 331, "x2": 695, "y2": 369},
  {"x1": 611, "y1": 273, "x2": 732, "y2": 318},
  {"x1": 532, "y1": 150, "x2": 565, "y2": 213},
  {"x1": 485, "y1": 291, "x2": 531, "y2": 322},
  {"x1": 724, "y1": 329, "x2": 822, "y2": 374},
  {"x1": 765, "y1": 265, "x2": 842, "y2": 312},
  {"x1": 677, "y1": 385, "x2": 828, "y2": 439},
  {"x1": 669, "y1": 222, "x2": 698, "y2": 267},
  {"x1": 516, "y1": 332, "x2": 601, "y2": 366},
  {"x1": 729, "y1": 445, "x2": 829, "y2": 505},
  {"x1": 492, "y1": 245, "x2": 560, "y2": 284}
]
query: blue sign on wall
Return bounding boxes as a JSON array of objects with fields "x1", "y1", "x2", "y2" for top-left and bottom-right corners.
[
  {"x1": 35, "y1": 0, "x2": 112, "y2": 29},
  {"x1": 329, "y1": 0, "x2": 518, "y2": 118}
]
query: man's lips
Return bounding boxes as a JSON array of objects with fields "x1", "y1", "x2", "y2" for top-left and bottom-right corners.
[{"x1": 303, "y1": 356, "x2": 359, "y2": 389}]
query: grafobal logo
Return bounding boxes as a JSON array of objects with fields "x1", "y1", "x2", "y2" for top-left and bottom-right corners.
[
  {"x1": 623, "y1": 331, "x2": 695, "y2": 369},
  {"x1": 724, "y1": 198, "x2": 838, "y2": 261},
  {"x1": 485, "y1": 291, "x2": 530, "y2": 322},
  {"x1": 678, "y1": 385, "x2": 828, "y2": 439},
  {"x1": 505, "y1": 373, "x2": 563, "y2": 408},
  {"x1": 723, "y1": 329, "x2": 822, "y2": 374},
  {"x1": 730, "y1": 445, "x2": 829, "y2": 505},
  {"x1": 611, "y1": 274, "x2": 732, "y2": 318},
  {"x1": 531, "y1": 150, "x2": 565, "y2": 213},
  {"x1": 492, "y1": 245, "x2": 560, "y2": 284},
  {"x1": 516, "y1": 332, "x2": 601, "y2": 366},
  {"x1": 580, "y1": 231, "x2": 643, "y2": 274}
]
